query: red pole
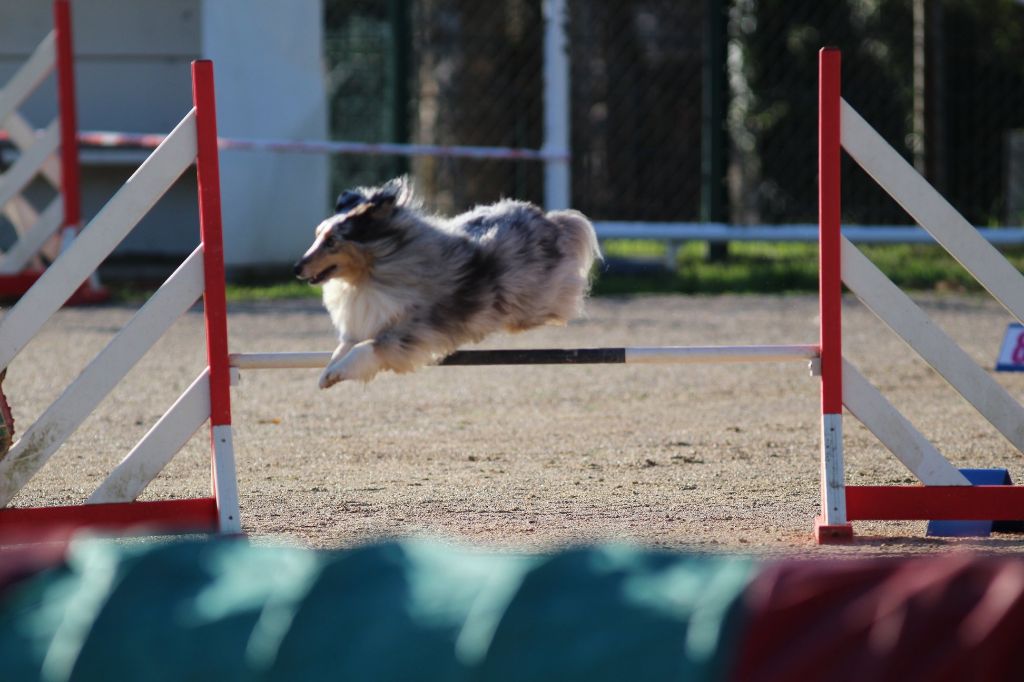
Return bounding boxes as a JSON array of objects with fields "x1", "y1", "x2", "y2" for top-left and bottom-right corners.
[
  {"x1": 192, "y1": 60, "x2": 232, "y2": 428},
  {"x1": 53, "y1": 0, "x2": 81, "y2": 230},
  {"x1": 819, "y1": 48, "x2": 842, "y2": 415}
]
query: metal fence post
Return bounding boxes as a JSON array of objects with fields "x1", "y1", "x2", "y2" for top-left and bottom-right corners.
[{"x1": 543, "y1": 0, "x2": 570, "y2": 210}]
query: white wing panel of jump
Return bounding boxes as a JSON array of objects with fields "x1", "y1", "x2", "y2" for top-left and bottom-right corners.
[
  {"x1": 842, "y1": 360, "x2": 969, "y2": 485},
  {"x1": 0, "y1": 248, "x2": 205, "y2": 507},
  {"x1": 0, "y1": 32, "x2": 55, "y2": 124},
  {"x1": 0, "y1": 110, "x2": 198, "y2": 373},
  {"x1": 841, "y1": 237, "x2": 1024, "y2": 454},
  {"x1": 89, "y1": 369, "x2": 211, "y2": 504},
  {"x1": 0, "y1": 120, "x2": 59, "y2": 211},
  {"x1": 841, "y1": 100, "x2": 1024, "y2": 323},
  {"x1": 0, "y1": 197, "x2": 64, "y2": 274}
]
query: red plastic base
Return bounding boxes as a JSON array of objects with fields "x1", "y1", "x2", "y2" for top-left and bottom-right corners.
[
  {"x1": 66, "y1": 282, "x2": 111, "y2": 305},
  {"x1": 0, "y1": 272, "x2": 109, "y2": 305},
  {"x1": 0, "y1": 497, "x2": 219, "y2": 545},
  {"x1": 814, "y1": 515, "x2": 854, "y2": 544},
  {"x1": 846, "y1": 485, "x2": 1024, "y2": 521}
]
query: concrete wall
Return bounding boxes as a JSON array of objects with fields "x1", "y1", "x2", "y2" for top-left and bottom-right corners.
[
  {"x1": 201, "y1": 0, "x2": 329, "y2": 269},
  {"x1": 0, "y1": 0, "x2": 328, "y2": 272}
]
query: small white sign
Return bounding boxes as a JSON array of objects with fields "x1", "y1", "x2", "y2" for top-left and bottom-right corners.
[{"x1": 996, "y1": 323, "x2": 1024, "y2": 371}]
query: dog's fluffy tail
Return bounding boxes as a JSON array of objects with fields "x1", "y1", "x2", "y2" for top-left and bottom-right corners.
[{"x1": 547, "y1": 209, "x2": 602, "y2": 280}]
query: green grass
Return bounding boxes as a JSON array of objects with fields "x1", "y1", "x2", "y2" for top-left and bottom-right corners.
[
  {"x1": 596, "y1": 239, "x2": 1023, "y2": 296},
  {"x1": 224, "y1": 281, "x2": 319, "y2": 302},
  {"x1": 104, "y1": 240, "x2": 1024, "y2": 303}
]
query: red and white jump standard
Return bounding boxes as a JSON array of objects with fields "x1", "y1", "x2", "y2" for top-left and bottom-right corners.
[
  {"x1": 814, "y1": 47, "x2": 1024, "y2": 542},
  {"x1": 815, "y1": 48, "x2": 851, "y2": 541},
  {"x1": 0, "y1": 0, "x2": 106, "y2": 303},
  {"x1": 0, "y1": 61, "x2": 239, "y2": 543}
]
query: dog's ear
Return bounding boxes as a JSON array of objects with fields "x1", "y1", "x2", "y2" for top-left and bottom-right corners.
[
  {"x1": 365, "y1": 176, "x2": 413, "y2": 219},
  {"x1": 335, "y1": 190, "x2": 363, "y2": 214}
]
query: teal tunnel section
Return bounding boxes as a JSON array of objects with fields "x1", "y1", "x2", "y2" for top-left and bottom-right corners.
[
  {"x1": 0, "y1": 539, "x2": 754, "y2": 682},
  {"x1": 5, "y1": 538, "x2": 1024, "y2": 682}
]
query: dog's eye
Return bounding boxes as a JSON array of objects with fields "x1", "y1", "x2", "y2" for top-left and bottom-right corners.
[{"x1": 323, "y1": 236, "x2": 337, "y2": 248}]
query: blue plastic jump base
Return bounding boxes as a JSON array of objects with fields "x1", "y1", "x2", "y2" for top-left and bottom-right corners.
[{"x1": 926, "y1": 468, "x2": 1024, "y2": 537}]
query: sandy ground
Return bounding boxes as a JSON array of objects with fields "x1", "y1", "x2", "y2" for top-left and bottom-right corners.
[{"x1": 9, "y1": 292, "x2": 1024, "y2": 557}]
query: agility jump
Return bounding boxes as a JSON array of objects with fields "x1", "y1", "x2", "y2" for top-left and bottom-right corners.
[
  {"x1": 815, "y1": 47, "x2": 1024, "y2": 541},
  {"x1": 0, "y1": 0, "x2": 106, "y2": 303},
  {"x1": 1, "y1": 50, "x2": 1024, "y2": 544},
  {"x1": 0, "y1": 60, "x2": 238, "y2": 543}
]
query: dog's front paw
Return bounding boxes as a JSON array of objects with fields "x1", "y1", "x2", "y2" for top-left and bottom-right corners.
[
  {"x1": 318, "y1": 341, "x2": 381, "y2": 388},
  {"x1": 318, "y1": 367, "x2": 343, "y2": 389}
]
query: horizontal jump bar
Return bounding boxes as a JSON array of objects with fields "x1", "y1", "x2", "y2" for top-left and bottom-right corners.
[{"x1": 228, "y1": 345, "x2": 819, "y2": 370}]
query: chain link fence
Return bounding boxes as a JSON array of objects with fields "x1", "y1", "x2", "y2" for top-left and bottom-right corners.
[{"x1": 324, "y1": 0, "x2": 1024, "y2": 227}]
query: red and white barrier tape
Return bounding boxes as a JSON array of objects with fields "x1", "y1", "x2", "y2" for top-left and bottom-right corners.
[{"x1": 70, "y1": 131, "x2": 568, "y2": 162}]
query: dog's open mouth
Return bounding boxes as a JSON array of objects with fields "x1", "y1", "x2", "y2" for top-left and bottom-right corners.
[{"x1": 307, "y1": 265, "x2": 338, "y2": 285}]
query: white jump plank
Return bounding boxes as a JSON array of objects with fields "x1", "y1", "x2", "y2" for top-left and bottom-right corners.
[
  {"x1": 0, "y1": 196, "x2": 63, "y2": 274},
  {"x1": 842, "y1": 237, "x2": 1024, "y2": 454},
  {"x1": 843, "y1": 359, "x2": 969, "y2": 485},
  {"x1": 88, "y1": 369, "x2": 211, "y2": 504},
  {"x1": 0, "y1": 119, "x2": 59, "y2": 211},
  {"x1": 3, "y1": 111, "x2": 61, "y2": 186},
  {"x1": 0, "y1": 110, "x2": 197, "y2": 373},
  {"x1": 0, "y1": 32, "x2": 55, "y2": 124},
  {"x1": 0, "y1": 247, "x2": 205, "y2": 507},
  {"x1": 212, "y1": 424, "x2": 242, "y2": 534},
  {"x1": 842, "y1": 99, "x2": 1024, "y2": 323}
]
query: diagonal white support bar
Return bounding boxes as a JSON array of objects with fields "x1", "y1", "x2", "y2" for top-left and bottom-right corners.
[
  {"x1": 0, "y1": 119, "x2": 59, "y2": 211},
  {"x1": 842, "y1": 237, "x2": 1024, "y2": 453},
  {"x1": 842, "y1": 359, "x2": 969, "y2": 485},
  {"x1": 0, "y1": 196, "x2": 63, "y2": 274},
  {"x1": 88, "y1": 369, "x2": 211, "y2": 504},
  {"x1": 841, "y1": 99, "x2": 1024, "y2": 324},
  {"x1": 0, "y1": 110, "x2": 197, "y2": 372},
  {"x1": 211, "y1": 424, "x2": 241, "y2": 534},
  {"x1": 3, "y1": 111, "x2": 61, "y2": 186},
  {"x1": 0, "y1": 32, "x2": 55, "y2": 124},
  {"x1": 2, "y1": 195, "x2": 41, "y2": 236},
  {"x1": 0, "y1": 247, "x2": 205, "y2": 507}
]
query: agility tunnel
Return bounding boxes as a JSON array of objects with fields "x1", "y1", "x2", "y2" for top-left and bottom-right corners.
[{"x1": 1, "y1": 538, "x2": 1022, "y2": 682}]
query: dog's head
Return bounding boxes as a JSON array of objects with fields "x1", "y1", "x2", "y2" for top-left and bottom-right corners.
[{"x1": 293, "y1": 177, "x2": 414, "y2": 285}]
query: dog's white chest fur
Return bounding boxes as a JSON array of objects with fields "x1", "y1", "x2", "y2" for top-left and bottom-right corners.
[{"x1": 323, "y1": 279, "x2": 406, "y2": 343}]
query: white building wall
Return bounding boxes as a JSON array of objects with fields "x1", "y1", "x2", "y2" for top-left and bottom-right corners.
[
  {"x1": 201, "y1": 0, "x2": 328, "y2": 268},
  {"x1": 0, "y1": 0, "x2": 328, "y2": 270}
]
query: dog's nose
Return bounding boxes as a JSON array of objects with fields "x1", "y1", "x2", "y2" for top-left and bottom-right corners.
[{"x1": 292, "y1": 261, "x2": 304, "y2": 277}]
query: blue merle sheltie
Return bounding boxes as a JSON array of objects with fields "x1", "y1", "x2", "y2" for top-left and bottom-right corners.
[{"x1": 293, "y1": 177, "x2": 601, "y2": 387}]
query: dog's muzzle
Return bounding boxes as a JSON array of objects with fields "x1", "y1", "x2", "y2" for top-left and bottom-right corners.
[{"x1": 293, "y1": 258, "x2": 337, "y2": 285}]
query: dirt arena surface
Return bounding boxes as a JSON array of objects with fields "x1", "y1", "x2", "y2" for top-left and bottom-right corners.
[{"x1": 11, "y1": 292, "x2": 1024, "y2": 557}]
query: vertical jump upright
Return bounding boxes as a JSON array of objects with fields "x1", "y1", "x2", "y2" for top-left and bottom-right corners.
[
  {"x1": 816, "y1": 47, "x2": 852, "y2": 541},
  {"x1": 193, "y1": 61, "x2": 240, "y2": 533}
]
